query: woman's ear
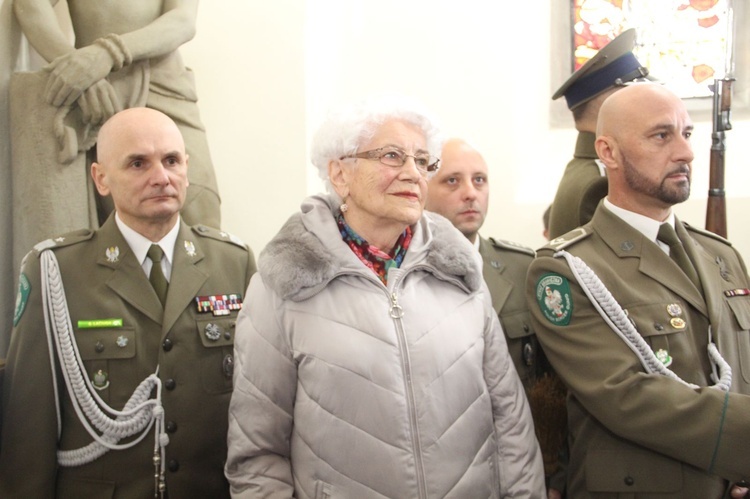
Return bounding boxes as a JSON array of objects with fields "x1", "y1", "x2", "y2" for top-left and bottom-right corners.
[{"x1": 328, "y1": 159, "x2": 350, "y2": 199}]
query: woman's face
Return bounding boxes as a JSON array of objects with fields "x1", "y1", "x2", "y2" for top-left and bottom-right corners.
[{"x1": 336, "y1": 119, "x2": 428, "y2": 243}]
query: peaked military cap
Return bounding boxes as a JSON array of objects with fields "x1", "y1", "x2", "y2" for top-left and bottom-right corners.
[{"x1": 553, "y1": 28, "x2": 650, "y2": 110}]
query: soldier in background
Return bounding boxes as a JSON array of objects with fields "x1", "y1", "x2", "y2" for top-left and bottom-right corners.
[
  {"x1": 425, "y1": 138, "x2": 566, "y2": 499},
  {"x1": 548, "y1": 28, "x2": 651, "y2": 239}
]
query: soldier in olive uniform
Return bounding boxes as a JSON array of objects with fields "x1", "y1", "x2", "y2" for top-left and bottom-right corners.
[
  {"x1": 0, "y1": 108, "x2": 256, "y2": 498},
  {"x1": 528, "y1": 84, "x2": 750, "y2": 498},
  {"x1": 548, "y1": 28, "x2": 651, "y2": 239},
  {"x1": 425, "y1": 138, "x2": 565, "y2": 499}
]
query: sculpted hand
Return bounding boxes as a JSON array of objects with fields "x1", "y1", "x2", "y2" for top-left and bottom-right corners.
[
  {"x1": 77, "y1": 79, "x2": 123, "y2": 126},
  {"x1": 547, "y1": 488, "x2": 562, "y2": 499},
  {"x1": 44, "y1": 44, "x2": 116, "y2": 108},
  {"x1": 731, "y1": 485, "x2": 749, "y2": 498}
]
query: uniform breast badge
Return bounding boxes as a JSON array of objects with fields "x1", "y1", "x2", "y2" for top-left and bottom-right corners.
[
  {"x1": 195, "y1": 294, "x2": 243, "y2": 316},
  {"x1": 92, "y1": 369, "x2": 110, "y2": 390}
]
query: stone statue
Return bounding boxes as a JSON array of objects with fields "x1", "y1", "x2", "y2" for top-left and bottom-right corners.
[{"x1": 11, "y1": 0, "x2": 221, "y2": 273}]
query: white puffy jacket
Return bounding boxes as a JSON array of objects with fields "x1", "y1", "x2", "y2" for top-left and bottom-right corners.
[{"x1": 226, "y1": 194, "x2": 544, "y2": 498}]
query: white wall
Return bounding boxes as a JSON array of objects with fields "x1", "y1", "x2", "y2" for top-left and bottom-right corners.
[{"x1": 181, "y1": 0, "x2": 750, "y2": 260}]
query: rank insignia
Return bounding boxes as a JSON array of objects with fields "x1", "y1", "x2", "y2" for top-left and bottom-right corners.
[
  {"x1": 205, "y1": 323, "x2": 222, "y2": 341},
  {"x1": 666, "y1": 304, "x2": 682, "y2": 317},
  {"x1": 92, "y1": 369, "x2": 109, "y2": 390},
  {"x1": 105, "y1": 246, "x2": 120, "y2": 263},
  {"x1": 55, "y1": 237, "x2": 65, "y2": 243},
  {"x1": 655, "y1": 349, "x2": 673, "y2": 367},
  {"x1": 724, "y1": 288, "x2": 750, "y2": 298},
  {"x1": 536, "y1": 273, "x2": 573, "y2": 326},
  {"x1": 670, "y1": 317, "x2": 686, "y2": 329},
  {"x1": 184, "y1": 240, "x2": 197, "y2": 257},
  {"x1": 195, "y1": 294, "x2": 243, "y2": 316}
]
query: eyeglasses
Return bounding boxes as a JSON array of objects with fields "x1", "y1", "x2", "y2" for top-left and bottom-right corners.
[{"x1": 340, "y1": 147, "x2": 440, "y2": 176}]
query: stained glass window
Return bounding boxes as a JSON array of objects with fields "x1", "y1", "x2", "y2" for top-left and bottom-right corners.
[{"x1": 572, "y1": 0, "x2": 734, "y2": 98}]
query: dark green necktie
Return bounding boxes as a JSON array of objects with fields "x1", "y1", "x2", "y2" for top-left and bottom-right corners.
[
  {"x1": 147, "y1": 244, "x2": 169, "y2": 306},
  {"x1": 657, "y1": 223, "x2": 701, "y2": 290}
]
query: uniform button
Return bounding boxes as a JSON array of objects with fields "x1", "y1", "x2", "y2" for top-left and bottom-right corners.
[
  {"x1": 624, "y1": 476, "x2": 635, "y2": 486},
  {"x1": 165, "y1": 379, "x2": 176, "y2": 390},
  {"x1": 166, "y1": 421, "x2": 178, "y2": 433},
  {"x1": 168, "y1": 459, "x2": 180, "y2": 472},
  {"x1": 523, "y1": 324, "x2": 530, "y2": 332},
  {"x1": 163, "y1": 339, "x2": 173, "y2": 352},
  {"x1": 654, "y1": 322, "x2": 664, "y2": 331}
]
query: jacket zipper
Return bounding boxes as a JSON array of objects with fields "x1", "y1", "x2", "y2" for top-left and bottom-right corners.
[{"x1": 389, "y1": 290, "x2": 427, "y2": 499}]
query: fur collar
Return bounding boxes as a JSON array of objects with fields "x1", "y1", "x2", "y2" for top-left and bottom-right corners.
[{"x1": 259, "y1": 195, "x2": 483, "y2": 301}]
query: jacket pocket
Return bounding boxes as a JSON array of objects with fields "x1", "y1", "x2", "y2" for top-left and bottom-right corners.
[
  {"x1": 57, "y1": 475, "x2": 115, "y2": 499},
  {"x1": 727, "y1": 295, "x2": 750, "y2": 383},
  {"x1": 196, "y1": 317, "x2": 236, "y2": 394},
  {"x1": 585, "y1": 447, "x2": 682, "y2": 493}
]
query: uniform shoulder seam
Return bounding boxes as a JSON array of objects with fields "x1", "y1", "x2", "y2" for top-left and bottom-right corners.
[
  {"x1": 488, "y1": 237, "x2": 535, "y2": 256},
  {"x1": 191, "y1": 225, "x2": 248, "y2": 249}
]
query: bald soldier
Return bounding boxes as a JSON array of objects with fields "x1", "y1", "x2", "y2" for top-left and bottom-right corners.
[
  {"x1": 548, "y1": 28, "x2": 651, "y2": 239},
  {"x1": 425, "y1": 139, "x2": 566, "y2": 499},
  {"x1": 527, "y1": 83, "x2": 750, "y2": 498},
  {"x1": 0, "y1": 108, "x2": 256, "y2": 498}
]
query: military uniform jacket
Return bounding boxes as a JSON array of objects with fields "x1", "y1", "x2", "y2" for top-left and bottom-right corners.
[
  {"x1": 479, "y1": 236, "x2": 540, "y2": 393},
  {"x1": 0, "y1": 216, "x2": 256, "y2": 498},
  {"x1": 548, "y1": 132, "x2": 608, "y2": 239},
  {"x1": 527, "y1": 205, "x2": 750, "y2": 498}
]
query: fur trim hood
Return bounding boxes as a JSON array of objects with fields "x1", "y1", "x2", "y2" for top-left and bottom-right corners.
[{"x1": 259, "y1": 194, "x2": 483, "y2": 301}]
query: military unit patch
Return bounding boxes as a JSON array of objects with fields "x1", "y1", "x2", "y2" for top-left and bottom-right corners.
[{"x1": 535, "y1": 273, "x2": 573, "y2": 326}]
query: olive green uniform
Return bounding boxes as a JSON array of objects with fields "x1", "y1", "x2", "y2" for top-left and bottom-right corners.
[
  {"x1": 0, "y1": 215, "x2": 256, "y2": 498},
  {"x1": 548, "y1": 132, "x2": 608, "y2": 239},
  {"x1": 478, "y1": 236, "x2": 541, "y2": 392},
  {"x1": 527, "y1": 205, "x2": 750, "y2": 498}
]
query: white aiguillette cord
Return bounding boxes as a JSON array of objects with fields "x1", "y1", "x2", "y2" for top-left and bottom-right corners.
[
  {"x1": 40, "y1": 249, "x2": 169, "y2": 497},
  {"x1": 554, "y1": 249, "x2": 732, "y2": 391}
]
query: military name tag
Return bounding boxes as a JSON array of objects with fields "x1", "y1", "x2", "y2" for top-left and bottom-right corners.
[
  {"x1": 195, "y1": 294, "x2": 243, "y2": 316},
  {"x1": 78, "y1": 318, "x2": 124, "y2": 329}
]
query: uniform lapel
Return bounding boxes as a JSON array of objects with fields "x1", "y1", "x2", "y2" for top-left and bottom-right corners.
[
  {"x1": 97, "y1": 217, "x2": 164, "y2": 324},
  {"x1": 479, "y1": 237, "x2": 511, "y2": 314},
  {"x1": 162, "y1": 222, "x2": 207, "y2": 336},
  {"x1": 677, "y1": 221, "x2": 722, "y2": 321},
  {"x1": 594, "y1": 208, "x2": 707, "y2": 316}
]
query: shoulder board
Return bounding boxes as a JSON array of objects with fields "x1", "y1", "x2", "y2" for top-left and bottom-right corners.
[
  {"x1": 682, "y1": 222, "x2": 732, "y2": 246},
  {"x1": 543, "y1": 227, "x2": 591, "y2": 251},
  {"x1": 488, "y1": 237, "x2": 535, "y2": 257},
  {"x1": 192, "y1": 225, "x2": 248, "y2": 249},
  {"x1": 32, "y1": 229, "x2": 94, "y2": 255}
]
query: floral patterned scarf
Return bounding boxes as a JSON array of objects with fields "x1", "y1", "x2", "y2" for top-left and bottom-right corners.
[{"x1": 336, "y1": 213, "x2": 412, "y2": 285}]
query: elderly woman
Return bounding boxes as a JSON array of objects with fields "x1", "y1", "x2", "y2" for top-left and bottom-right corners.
[{"x1": 225, "y1": 95, "x2": 544, "y2": 498}]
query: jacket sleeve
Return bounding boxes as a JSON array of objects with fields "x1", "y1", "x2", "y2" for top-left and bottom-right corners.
[
  {"x1": 481, "y1": 285, "x2": 546, "y2": 498},
  {"x1": 226, "y1": 274, "x2": 297, "y2": 498},
  {"x1": 0, "y1": 253, "x2": 60, "y2": 497},
  {"x1": 526, "y1": 252, "x2": 750, "y2": 482}
]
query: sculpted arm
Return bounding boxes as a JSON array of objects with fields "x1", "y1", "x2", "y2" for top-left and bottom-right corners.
[
  {"x1": 526, "y1": 252, "x2": 750, "y2": 482},
  {"x1": 14, "y1": 0, "x2": 198, "y2": 113},
  {"x1": 226, "y1": 275, "x2": 296, "y2": 498}
]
